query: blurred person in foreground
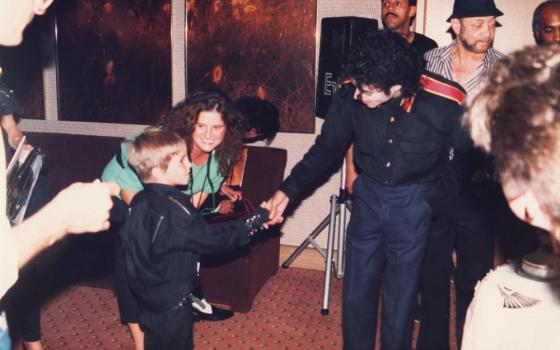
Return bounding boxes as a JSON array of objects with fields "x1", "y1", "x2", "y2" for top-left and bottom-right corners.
[
  {"x1": 466, "y1": 44, "x2": 560, "y2": 241},
  {"x1": 0, "y1": 0, "x2": 119, "y2": 349}
]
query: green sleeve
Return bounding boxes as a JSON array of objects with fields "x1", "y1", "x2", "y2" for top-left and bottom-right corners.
[{"x1": 101, "y1": 141, "x2": 144, "y2": 193}]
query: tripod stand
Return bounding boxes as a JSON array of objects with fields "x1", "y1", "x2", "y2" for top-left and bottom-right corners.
[{"x1": 282, "y1": 160, "x2": 352, "y2": 315}]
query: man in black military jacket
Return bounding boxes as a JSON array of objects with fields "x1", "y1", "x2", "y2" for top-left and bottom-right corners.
[{"x1": 264, "y1": 30, "x2": 470, "y2": 350}]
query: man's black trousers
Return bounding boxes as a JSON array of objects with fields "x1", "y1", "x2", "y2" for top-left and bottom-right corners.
[{"x1": 343, "y1": 176, "x2": 431, "y2": 350}]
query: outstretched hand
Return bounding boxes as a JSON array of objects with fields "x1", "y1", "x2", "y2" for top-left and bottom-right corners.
[
  {"x1": 49, "y1": 179, "x2": 120, "y2": 235},
  {"x1": 10, "y1": 180, "x2": 121, "y2": 271},
  {"x1": 261, "y1": 190, "x2": 290, "y2": 228}
]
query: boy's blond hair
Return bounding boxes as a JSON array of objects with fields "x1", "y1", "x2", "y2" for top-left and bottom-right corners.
[{"x1": 127, "y1": 129, "x2": 186, "y2": 182}]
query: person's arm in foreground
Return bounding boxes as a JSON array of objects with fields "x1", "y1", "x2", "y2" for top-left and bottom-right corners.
[
  {"x1": 11, "y1": 180, "x2": 119, "y2": 268},
  {"x1": 1, "y1": 114, "x2": 23, "y2": 149}
]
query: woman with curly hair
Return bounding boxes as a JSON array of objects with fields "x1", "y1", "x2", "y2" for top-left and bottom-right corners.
[
  {"x1": 102, "y1": 90, "x2": 246, "y2": 350},
  {"x1": 161, "y1": 91, "x2": 246, "y2": 211},
  {"x1": 103, "y1": 90, "x2": 246, "y2": 211}
]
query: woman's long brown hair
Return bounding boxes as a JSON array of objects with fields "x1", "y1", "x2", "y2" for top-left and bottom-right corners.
[{"x1": 161, "y1": 91, "x2": 246, "y2": 176}]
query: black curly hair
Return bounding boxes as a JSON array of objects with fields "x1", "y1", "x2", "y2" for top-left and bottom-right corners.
[
  {"x1": 342, "y1": 30, "x2": 422, "y2": 97},
  {"x1": 235, "y1": 96, "x2": 280, "y2": 144}
]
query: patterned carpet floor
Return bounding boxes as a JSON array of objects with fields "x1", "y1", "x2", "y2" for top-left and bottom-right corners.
[{"x1": 7, "y1": 267, "x2": 457, "y2": 349}]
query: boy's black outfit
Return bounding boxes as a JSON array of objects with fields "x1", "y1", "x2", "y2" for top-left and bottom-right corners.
[{"x1": 119, "y1": 183, "x2": 267, "y2": 350}]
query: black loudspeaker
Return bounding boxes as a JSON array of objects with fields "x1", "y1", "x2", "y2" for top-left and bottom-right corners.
[{"x1": 315, "y1": 17, "x2": 378, "y2": 118}]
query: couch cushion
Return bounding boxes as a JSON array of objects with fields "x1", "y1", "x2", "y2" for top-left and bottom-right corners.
[{"x1": 26, "y1": 132, "x2": 122, "y2": 194}]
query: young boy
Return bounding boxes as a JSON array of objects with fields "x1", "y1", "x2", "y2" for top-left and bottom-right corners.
[{"x1": 120, "y1": 129, "x2": 268, "y2": 349}]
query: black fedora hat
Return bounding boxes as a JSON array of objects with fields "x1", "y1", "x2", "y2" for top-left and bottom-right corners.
[{"x1": 447, "y1": 0, "x2": 504, "y2": 21}]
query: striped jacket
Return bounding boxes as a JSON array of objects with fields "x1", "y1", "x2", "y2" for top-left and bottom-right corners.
[{"x1": 424, "y1": 41, "x2": 505, "y2": 95}]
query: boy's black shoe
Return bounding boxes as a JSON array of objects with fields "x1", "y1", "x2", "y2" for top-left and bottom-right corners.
[{"x1": 192, "y1": 305, "x2": 234, "y2": 322}]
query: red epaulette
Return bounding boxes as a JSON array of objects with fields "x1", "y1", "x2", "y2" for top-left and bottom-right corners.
[
  {"x1": 419, "y1": 74, "x2": 466, "y2": 105},
  {"x1": 400, "y1": 96, "x2": 415, "y2": 113}
]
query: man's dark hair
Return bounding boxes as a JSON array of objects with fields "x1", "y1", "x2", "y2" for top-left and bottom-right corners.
[
  {"x1": 381, "y1": 0, "x2": 416, "y2": 5},
  {"x1": 533, "y1": 1, "x2": 560, "y2": 44},
  {"x1": 342, "y1": 30, "x2": 422, "y2": 97},
  {"x1": 380, "y1": 0, "x2": 417, "y2": 25},
  {"x1": 235, "y1": 96, "x2": 280, "y2": 144}
]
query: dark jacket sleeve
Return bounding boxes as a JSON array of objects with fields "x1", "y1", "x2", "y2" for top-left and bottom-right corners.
[
  {"x1": 279, "y1": 91, "x2": 355, "y2": 201},
  {"x1": 152, "y1": 203, "x2": 267, "y2": 256},
  {"x1": 444, "y1": 99, "x2": 477, "y2": 183}
]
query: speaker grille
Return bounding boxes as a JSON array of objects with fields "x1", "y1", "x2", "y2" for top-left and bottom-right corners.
[{"x1": 315, "y1": 1, "x2": 382, "y2": 117}]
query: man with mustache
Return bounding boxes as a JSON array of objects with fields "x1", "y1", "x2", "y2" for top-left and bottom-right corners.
[
  {"x1": 381, "y1": 0, "x2": 437, "y2": 58},
  {"x1": 533, "y1": 0, "x2": 560, "y2": 46},
  {"x1": 417, "y1": 1, "x2": 505, "y2": 350}
]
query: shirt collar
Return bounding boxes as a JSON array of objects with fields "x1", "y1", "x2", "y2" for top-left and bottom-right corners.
[
  {"x1": 144, "y1": 182, "x2": 186, "y2": 197},
  {"x1": 438, "y1": 41, "x2": 455, "y2": 63}
]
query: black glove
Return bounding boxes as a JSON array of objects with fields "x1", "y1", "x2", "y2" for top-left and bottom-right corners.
[{"x1": 244, "y1": 207, "x2": 269, "y2": 236}]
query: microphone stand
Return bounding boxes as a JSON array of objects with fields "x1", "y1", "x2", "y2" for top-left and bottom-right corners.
[{"x1": 282, "y1": 158, "x2": 352, "y2": 315}]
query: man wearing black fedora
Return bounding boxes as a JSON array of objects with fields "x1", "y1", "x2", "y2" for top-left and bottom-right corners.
[{"x1": 418, "y1": 1, "x2": 506, "y2": 350}]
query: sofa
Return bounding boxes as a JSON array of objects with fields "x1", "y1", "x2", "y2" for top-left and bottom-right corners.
[
  {"x1": 26, "y1": 132, "x2": 287, "y2": 312},
  {"x1": 199, "y1": 146, "x2": 287, "y2": 312}
]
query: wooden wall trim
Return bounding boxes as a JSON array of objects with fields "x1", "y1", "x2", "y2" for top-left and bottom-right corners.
[{"x1": 279, "y1": 245, "x2": 335, "y2": 271}]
